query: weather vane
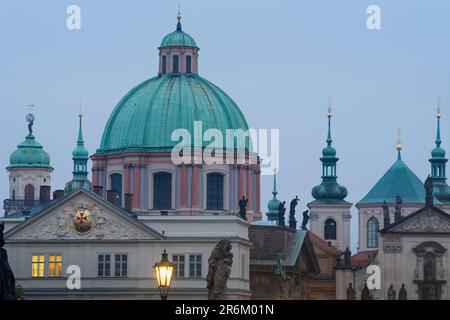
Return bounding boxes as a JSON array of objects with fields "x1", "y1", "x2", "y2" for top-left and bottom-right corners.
[
  {"x1": 327, "y1": 95, "x2": 332, "y2": 118},
  {"x1": 437, "y1": 97, "x2": 442, "y2": 119}
]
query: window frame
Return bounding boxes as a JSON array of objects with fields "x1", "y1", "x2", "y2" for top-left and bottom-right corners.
[
  {"x1": 172, "y1": 254, "x2": 186, "y2": 278},
  {"x1": 206, "y1": 173, "x2": 224, "y2": 210},
  {"x1": 48, "y1": 254, "x2": 63, "y2": 278},
  {"x1": 324, "y1": 218, "x2": 337, "y2": 240},
  {"x1": 188, "y1": 254, "x2": 202, "y2": 278},
  {"x1": 153, "y1": 172, "x2": 172, "y2": 210},
  {"x1": 31, "y1": 254, "x2": 46, "y2": 278},
  {"x1": 367, "y1": 217, "x2": 379, "y2": 248}
]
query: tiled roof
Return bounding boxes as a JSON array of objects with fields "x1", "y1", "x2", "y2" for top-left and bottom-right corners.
[{"x1": 308, "y1": 230, "x2": 340, "y2": 255}]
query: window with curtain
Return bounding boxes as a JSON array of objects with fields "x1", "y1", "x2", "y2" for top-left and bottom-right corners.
[
  {"x1": 153, "y1": 172, "x2": 172, "y2": 210},
  {"x1": 206, "y1": 173, "x2": 224, "y2": 210},
  {"x1": 324, "y1": 219, "x2": 337, "y2": 240},
  {"x1": 31, "y1": 255, "x2": 45, "y2": 277},
  {"x1": 367, "y1": 217, "x2": 379, "y2": 248}
]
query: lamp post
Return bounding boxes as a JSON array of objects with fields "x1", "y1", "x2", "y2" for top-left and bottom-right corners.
[{"x1": 153, "y1": 249, "x2": 175, "y2": 300}]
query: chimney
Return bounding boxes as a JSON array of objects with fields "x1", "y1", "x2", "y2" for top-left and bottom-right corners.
[
  {"x1": 93, "y1": 186, "x2": 104, "y2": 197},
  {"x1": 39, "y1": 186, "x2": 51, "y2": 203},
  {"x1": 124, "y1": 193, "x2": 133, "y2": 212},
  {"x1": 107, "y1": 190, "x2": 118, "y2": 206},
  {"x1": 53, "y1": 190, "x2": 64, "y2": 200}
]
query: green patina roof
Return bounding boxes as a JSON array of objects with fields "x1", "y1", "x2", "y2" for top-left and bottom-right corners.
[
  {"x1": 160, "y1": 17, "x2": 197, "y2": 48},
  {"x1": 358, "y1": 153, "x2": 425, "y2": 205},
  {"x1": 96, "y1": 74, "x2": 250, "y2": 155},
  {"x1": 8, "y1": 134, "x2": 52, "y2": 170}
]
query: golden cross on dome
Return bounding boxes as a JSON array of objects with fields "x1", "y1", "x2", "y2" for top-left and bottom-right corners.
[
  {"x1": 396, "y1": 128, "x2": 402, "y2": 151},
  {"x1": 327, "y1": 95, "x2": 333, "y2": 118},
  {"x1": 437, "y1": 97, "x2": 442, "y2": 119}
]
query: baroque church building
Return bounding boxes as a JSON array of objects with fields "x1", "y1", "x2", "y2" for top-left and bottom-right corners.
[{"x1": 1, "y1": 15, "x2": 259, "y2": 300}]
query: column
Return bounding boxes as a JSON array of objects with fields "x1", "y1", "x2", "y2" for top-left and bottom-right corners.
[
  {"x1": 92, "y1": 168, "x2": 99, "y2": 186},
  {"x1": 246, "y1": 168, "x2": 253, "y2": 211},
  {"x1": 181, "y1": 165, "x2": 187, "y2": 208},
  {"x1": 192, "y1": 165, "x2": 199, "y2": 208},
  {"x1": 133, "y1": 165, "x2": 140, "y2": 208},
  {"x1": 124, "y1": 165, "x2": 131, "y2": 194}
]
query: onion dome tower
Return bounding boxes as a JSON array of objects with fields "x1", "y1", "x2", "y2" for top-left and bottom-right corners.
[
  {"x1": 308, "y1": 99, "x2": 352, "y2": 251},
  {"x1": 430, "y1": 103, "x2": 450, "y2": 203},
  {"x1": 65, "y1": 113, "x2": 92, "y2": 193},
  {"x1": 266, "y1": 169, "x2": 281, "y2": 222},
  {"x1": 5, "y1": 113, "x2": 53, "y2": 215},
  {"x1": 91, "y1": 13, "x2": 261, "y2": 219}
]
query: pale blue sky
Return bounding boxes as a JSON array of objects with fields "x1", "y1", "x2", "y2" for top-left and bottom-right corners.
[{"x1": 1, "y1": 1, "x2": 449, "y2": 251}]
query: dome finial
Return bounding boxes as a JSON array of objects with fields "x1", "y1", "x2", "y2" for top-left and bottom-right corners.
[
  {"x1": 326, "y1": 95, "x2": 333, "y2": 146},
  {"x1": 396, "y1": 128, "x2": 402, "y2": 160},
  {"x1": 176, "y1": 4, "x2": 182, "y2": 30},
  {"x1": 436, "y1": 97, "x2": 442, "y2": 147},
  {"x1": 25, "y1": 103, "x2": 35, "y2": 138}
]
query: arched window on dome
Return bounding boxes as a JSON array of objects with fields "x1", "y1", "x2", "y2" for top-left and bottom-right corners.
[
  {"x1": 367, "y1": 217, "x2": 379, "y2": 248},
  {"x1": 324, "y1": 218, "x2": 336, "y2": 240},
  {"x1": 173, "y1": 55, "x2": 179, "y2": 73},
  {"x1": 153, "y1": 172, "x2": 172, "y2": 210},
  {"x1": 186, "y1": 55, "x2": 192, "y2": 74},
  {"x1": 110, "y1": 173, "x2": 123, "y2": 206},
  {"x1": 162, "y1": 55, "x2": 167, "y2": 74},
  {"x1": 24, "y1": 184, "x2": 35, "y2": 205},
  {"x1": 207, "y1": 173, "x2": 224, "y2": 210}
]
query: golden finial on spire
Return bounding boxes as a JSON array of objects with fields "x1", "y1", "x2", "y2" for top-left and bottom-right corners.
[
  {"x1": 437, "y1": 97, "x2": 442, "y2": 119},
  {"x1": 396, "y1": 128, "x2": 402, "y2": 151},
  {"x1": 177, "y1": 4, "x2": 181, "y2": 21},
  {"x1": 327, "y1": 95, "x2": 333, "y2": 118}
]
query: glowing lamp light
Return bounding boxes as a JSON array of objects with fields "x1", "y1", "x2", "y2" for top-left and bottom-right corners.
[{"x1": 153, "y1": 249, "x2": 175, "y2": 300}]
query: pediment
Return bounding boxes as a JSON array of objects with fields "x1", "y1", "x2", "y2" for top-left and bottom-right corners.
[
  {"x1": 6, "y1": 190, "x2": 162, "y2": 241},
  {"x1": 387, "y1": 208, "x2": 450, "y2": 234}
]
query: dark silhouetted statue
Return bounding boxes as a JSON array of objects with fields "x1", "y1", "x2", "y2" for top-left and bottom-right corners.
[
  {"x1": 206, "y1": 238, "x2": 233, "y2": 300},
  {"x1": 425, "y1": 175, "x2": 434, "y2": 207},
  {"x1": 278, "y1": 201, "x2": 286, "y2": 226},
  {"x1": 238, "y1": 196, "x2": 248, "y2": 220},
  {"x1": 398, "y1": 284, "x2": 407, "y2": 300},
  {"x1": 394, "y1": 195, "x2": 403, "y2": 223},
  {"x1": 301, "y1": 210, "x2": 309, "y2": 230},
  {"x1": 361, "y1": 282, "x2": 372, "y2": 300},
  {"x1": 383, "y1": 201, "x2": 390, "y2": 227},
  {"x1": 0, "y1": 222, "x2": 17, "y2": 300},
  {"x1": 289, "y1": 196, "x2": 299, "y2": 229},
  {"x1": 387, "y1": 284, "x2": 396, "y2": 300},
  {"x1": 344, "y1": 247, "x2": 351, "y2": 266},
  {"x1": 346, "y1": 283, "x2": 356, "y2": 300}
]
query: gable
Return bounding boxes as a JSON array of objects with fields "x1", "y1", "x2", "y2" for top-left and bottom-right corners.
[
  {"x1": 383, "y1": 207, "x2": 450, "y2": 234},
  {"x1": 6, "y1": 190, "x2": 163, "y2": 241}
]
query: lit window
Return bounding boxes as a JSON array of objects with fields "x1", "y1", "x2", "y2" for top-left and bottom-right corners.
[
  {"x1": 189, "y1": 255, "x2": 202, "y2": 278},
  {"x1": 48, "y1": 255, "x2": 62, "y2": 277},
  {"x1": 98, "y1": 254, "x2": 111, "y2": 277},
  {"x1": 114, "y1": 254, "x2": 128, "y2": 277},
  {"x1": 173, "y1": 255, "x2": 185, "y2": 277},
  {"x1": 367, "y1": 217, "x2": 379, "y2": 248},
  {"x1": 32, "y1": 255, "x2": 45, "y2": 277}
]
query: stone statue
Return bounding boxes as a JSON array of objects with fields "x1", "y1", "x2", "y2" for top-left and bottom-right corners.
[
  {"x1": 387, "y1": 284, "x2": 396, "y2": 300},
  {"x1": 424, "y1": 175, "x2": 433, "y2": 207},
  {"x1": 346, "y1": 283, "x2": 356, "y2": 300},
  {"x1": 394, "y1": 195, "x2": 403, "y2": 223},
  {"x1": 28, "y1": 119, "x2": 34, "y2": 136},
  {"x1": 278, "y1": 201, "x2": 286, "y2": 226},
  {"x1": 289, "y1": 196, "x2": 299, "y2": 229},
  {"x1": 398, "y1": 284, "x2": 407, "y2": 300},
  {"x1": 238, "y1": 196, "x2": 248, "y2": 220},
  {"x1": 361, "y1": 282, "x2": 372, "y2": 300},
  {"x1": 301, "y1": 210, "x2": 309, "y2": 230},
  {"x1": 206, "y1": 238, "x2": 233, "y2": 300},
  {"x1": 383, "y1": 200, "x2": 390, "y2": 227},
  {"x1": 0, "y1": 222, "x2": 17, "y2": 300},
  {"x1": 335, "y1": 252, "x2": 342, "y2": 266},
  {"x1": 344, "y1": 247, "x2": 351, "y2": 266}
]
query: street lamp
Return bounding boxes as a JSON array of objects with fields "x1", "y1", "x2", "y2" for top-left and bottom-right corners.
[{"x1": 153, "y1": 249, "x2": 175, "y2": 300}]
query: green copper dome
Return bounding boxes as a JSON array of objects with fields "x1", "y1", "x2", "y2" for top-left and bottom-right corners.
[
  {"x1": 97, "y1": 74, "x2": 250, "y2": 155},
  {"x1": 9, "y1": 118, "x2": 52, "y2": 171},
  {"x1": 160, "y1": 16, "x2": 197, "y2": 48},
  {"x1": 358, "y1": 151, "x2": 425, "y2": 205}
]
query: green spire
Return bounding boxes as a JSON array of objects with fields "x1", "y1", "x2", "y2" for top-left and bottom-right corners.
[
  {"x1": 266, "y1": 169, "x2": 281, "y2": 222},
  {"x1": 65, "y1": 113, "x2": 92, "y2": 193},
  {"x1": 430, "y1": 103, "x2": 447, "y2": 180}
]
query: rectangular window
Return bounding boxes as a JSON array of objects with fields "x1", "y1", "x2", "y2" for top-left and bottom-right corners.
[
  {"x1": 173, "y1": 255, "x2": 185, "y2": 277},
  {"x1": 32, "y1": 255, "x2": 45, "y2": 277},
  {"x1": 189, "y1": 255, "x2": 202, "y2": 278},
  {"x1": 98, "y1": 254, "x2": 111, "y2": 277},
  {"x1": 114, "y1": 254, "x2": 128, "y2": 277},
  {"x1": 48, "y1": 255, "x2": 62, "y2": 277}
]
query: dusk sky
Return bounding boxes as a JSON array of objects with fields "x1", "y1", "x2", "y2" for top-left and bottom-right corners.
[{"x1": 1, "y1": 0, "x2": 449, "y2": 251}]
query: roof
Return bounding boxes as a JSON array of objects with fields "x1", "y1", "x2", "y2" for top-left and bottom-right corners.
[
  {"x1": 358, "y1": 158, "x2": 425, "y2": 205},
  {"x1": 8, "y1": 134, "x2": 52, "y2": 170},
  {"x1": 96, "y1": 74, "x2": 250, "y2": 155},
  {"x1": 160, "y1": 29, "x2": 197, "y2": 48},
  {"x1": 308, "y1": 230, "x2": 340, "y2": 255},
  {"x1": 350, "y1": 250, "x2": 378, "y2": 269}
]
